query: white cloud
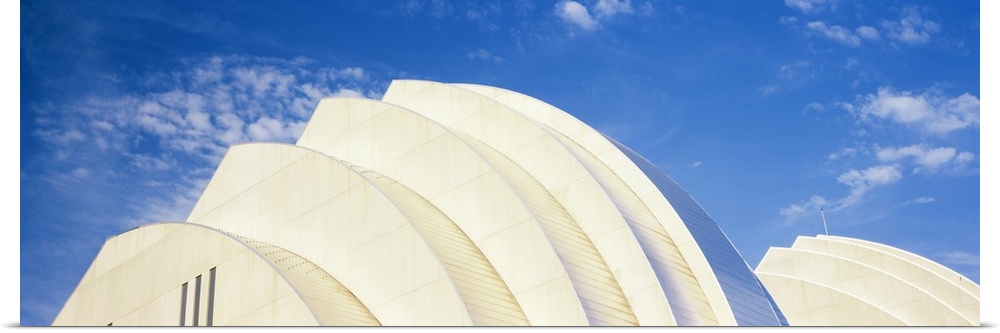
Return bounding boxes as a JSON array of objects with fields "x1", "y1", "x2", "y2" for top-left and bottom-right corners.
[
  {"x1": 30, "y1": 54, "x2": 383, "y2": 228},
  {"x1": 835, "y1": 164, "x2": 902, "y2": 208},
  {"x1": 330, "y1": 87, "x2": 366, "y2": 98},
  {"x1": 467, "y1": 49, "x2": 505, "y2": 63},
  {"x1": 780, "y1": 195, "x2": 829, "y2": 225},
  {"x1": 784, "y1": 0, "x2": 836, "y2": 14},
  {"x1": 856, "y1": 26, "x2": 879, "y2": 40},
  {"x1": 554, "y1": 0, "x2": 650, "y2": 32},
  {"x1": 778, "y1": 61, "x2": 812, "y2": 80},
  {"x1": 776, "y1": 164, "x2": 887, "y2": 222},
  {"x1": 760, "y1": 61, "x2": 814, "y2": 95},
  {"x1": 555, "y1": 1, "x2": 598, "y2": 31},
  {"x1": 594, "y1": 0, "x2": 634, "y2": 18},
  {"x1": 876, "y1": 144, "x2": 976, "y2": 174},
  {"x1": 806, "y1": 21, "x2": 862, "y2": 47},
  {"x1": 759, "y1": 85, "x2": 780, "y2": 96},
  {"x1": 838, "y1": 165, "x2": 902, "y2": 187},
  {"x1": 397, "y1": 0, "x2": 453, "y2": 18},
  {"x1": 232, "y1": 66, "x2": 296, "y2": 97},
  {"x1": 71, "y1": 168, "x2": 92, "y2": 179},
  {"x1": 784, "y1": 140, "x2": 976, "y2": 223},
  {"x1": 215, "y1": 112, "x2": 246, "y2": 144},
  {"x1": 35, "y1": 128, "x2": 87, "y2": 146},
  {"x1": 882, "y1": 6, "x2": 940, "y2": 44},
  {"x1": 843, "y1": 57, "x2": 860, "y2": 69},
  {"x1": 804, "y1": 102, "x2": 826, "y2": 113},
  {"x1": 247, "y1": 117, "x2": 286, "y2": 142},
  {"x1": 937, "y1": 251, "x2": 979, "y2": 266},
  {"x1": 327, "y1": 67, "x2": 367, "y2": 82},
  {"x1": 129, "y1": 154, "x2": 175, "y2": 171},
  {"x1": 125, "y1": 175, "x2": 212, "y2": 227},
  {"x1": 689, "y1": 161, "x2": 702, "y2": 168},
  {"x1": 892, "y1": 196, "x2": 937, "y2": 208},
  {"x1": 466, "y1": 2, "x2": 502, "y2": 31},
  {"x1": 851, "y1": 87, "x2": 980, "y2": 135},
  {"x1": 827, "y1": 147, "x2": 857, "y2": 161}
]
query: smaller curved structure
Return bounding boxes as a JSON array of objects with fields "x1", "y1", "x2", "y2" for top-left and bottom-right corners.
[
  {"x1": 755, "y1": 235, "x2": 979, "y2": 326},
  {"x1": 52, "y1": 222, "x2": 378, "y2": 326}
]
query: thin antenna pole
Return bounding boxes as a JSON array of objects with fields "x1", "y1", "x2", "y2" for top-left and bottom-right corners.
[{"x1": 821, "y1": 208, "x2": 829, "y2": 236}]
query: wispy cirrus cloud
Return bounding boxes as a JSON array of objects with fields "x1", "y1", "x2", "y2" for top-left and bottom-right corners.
[
  {"x1": 466, "y1": 2, "x2": 503, "y2": 31},
  {"x1": 760, "y1": 61, "x2": 815, "y2": 95},
  {"x1": 780, "y1": 195, "x2": 830, "y2": 225},
  {"x1": 892, "y1": 196, "x2": 935, "y2": 208},
  {"x1": 779, "y1": 164, "x2": 902, "y2": 225},
  {"x1": 396, "y1": 0, "x2": 454, "y2": 18},
  {"x1": 882, "y1": 5, "x2": 940, "y2": 45},
  {"x1": 784, "y1": 0, "x2": 840, "y2": 14},
  {"x1": 594, "y1": 0, "x2": 635, "y2": 18},
  {"x1": 781, "y1": 85, "x2": 979, "y2": 224},
  {"x1": 780, "y1": 140, "x2": 976, "y2": 226},
  {"x1": 783, "y1": 4, "x2": 942, "y2": 49},
  {"x1": 937, "y1": 251, "x2": 979, "y2": 266},
  {"x1": 31, "y1": 55, "x2": 384, "y2": 226},
  {"x1": 467, "y1": 49, "x2": 505, "y2": 63},
  {"x1": 803, "y1": 21, "x2": 879, "y2": 47},
  {"x1": 827, "y1": 147, "x2": 859, "y2": 161}
]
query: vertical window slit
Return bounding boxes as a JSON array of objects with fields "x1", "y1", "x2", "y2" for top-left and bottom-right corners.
[
  {"x1": 180, "y1": 282, "x2": 188, "y2": 326},
  {"x1": 207, "y1": 267, "x2": 216, "y2": 326},
  {"x1": 194, "y1": 274, "x2": 202, "y2": 327}
]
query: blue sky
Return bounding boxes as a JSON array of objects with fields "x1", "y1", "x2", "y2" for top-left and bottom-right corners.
[{"x1": 19, "y1": 0, "x2": 986, "y2": 326}]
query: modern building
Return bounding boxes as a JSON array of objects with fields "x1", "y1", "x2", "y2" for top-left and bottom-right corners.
[
  {"x1": 55, "y1": 80, "x2": 793, "y2": 326},
  {"x1": 755, "y1": 235, "x2": 980, "y2": 326}
]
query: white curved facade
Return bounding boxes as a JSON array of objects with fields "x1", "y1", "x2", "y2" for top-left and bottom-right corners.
[
  {"x1": 55, "y1": 80, "x2": 789, "y2": 326},
  {"x1": 755, "y1": 235, "x2": 980, "y2": 326}
]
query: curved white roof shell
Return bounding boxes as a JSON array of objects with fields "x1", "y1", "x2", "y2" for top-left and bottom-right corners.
[
  {"x1": 53, "y1": 222, "x2": 379, "y2": 326},
  {"x1": 755, "y1": 235, "x2": 979, "y2": 326},
  {"x1": 55, "y1": 81, "x2": 790, "y2": 326},
  {"x1": 449, "y1": 82, "x2": 787, "y2": 326}
]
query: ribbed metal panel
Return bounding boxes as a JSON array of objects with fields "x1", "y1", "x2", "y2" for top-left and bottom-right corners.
[
  {"x1": 230, "y1": 234, "x2": 381, "y2": 326},
  {"x1": 296, "y1": 99, "x2": 588, "y2": 325},
  {"x1": 338, "y1": 161, "x2": 529, "y2": 326},
  {"x1": 456, "y1": 132, "x2": 638, "y2": 326},
  {"x1": 453, "y1": 86, "x2": 686, "y2": 326},
  {"x1": 383, "y1": 82, "x2": 639, "y2": 326},
  {"x1": 545, "y1": 127, "x2": 717, "y2": 326}
]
